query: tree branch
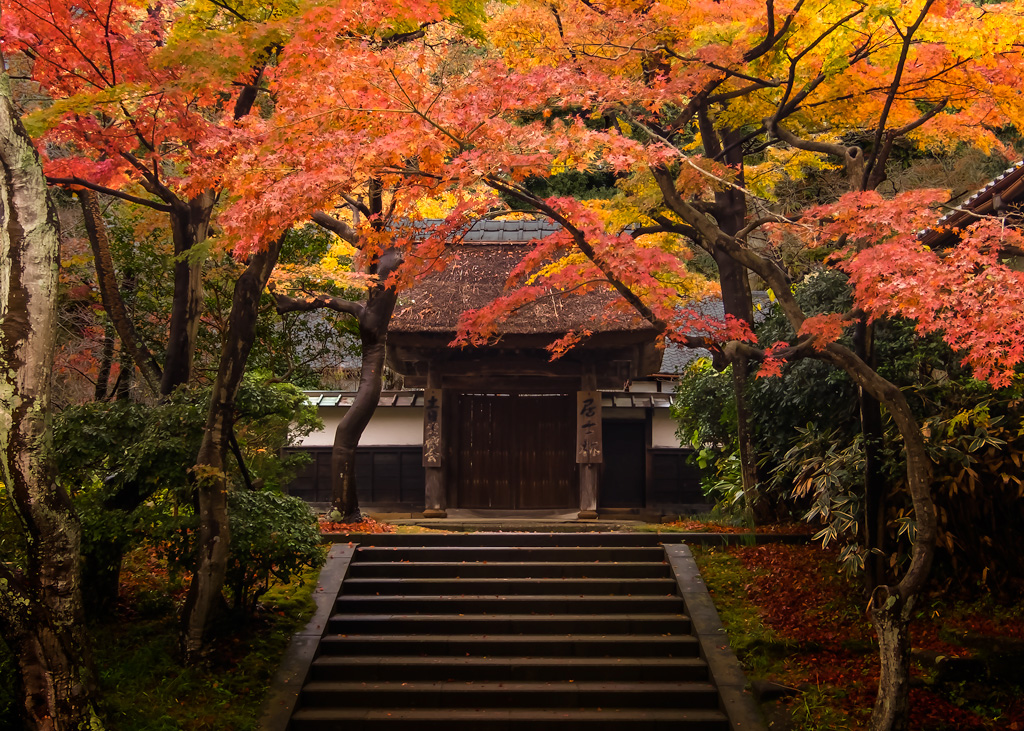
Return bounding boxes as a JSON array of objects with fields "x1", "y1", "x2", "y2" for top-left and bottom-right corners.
[
  {"x1": 47, "y1": 176, "x2": 174, "y2": 212},
  {"x1": 484, "y1": 176, "x2": 669, "y2": 331},
  {"x1": 767, "y1": 120, "x2": 864, "y2": 188},
  {"x1": 865, "y1": 96, "x2": 948, "y2": 190},
  {"x1": 861, "y1": 0, "x2": 937, "y2": 189},
  {"x1": 79, "y1": 190, "x2": 163, "y2": 395},
  {"x1": 311, "y1": 211, "x2": 360, "y2": 244},
  {"x1": 651, "y1": 164, "x2": 802, "y2": 329},
  {"x1": 118, "y1": 151, "x2": 180, "y2": 206},
  {"x1": 270, "y1": 290, "x2": 365, "y2": 319}
]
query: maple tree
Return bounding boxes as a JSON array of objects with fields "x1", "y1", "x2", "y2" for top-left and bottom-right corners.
[
  {"x1": 6, "y1": 0, "x2": 497, "y2": 660},
  {"x1": 196, "y1": 0, "x2": 1024, "y2": 727},
  {"x1": 5, "y1": 0, "x2": 1024, "y2": 727}
]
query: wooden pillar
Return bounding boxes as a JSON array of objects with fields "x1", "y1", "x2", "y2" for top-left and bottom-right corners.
[
  {"x1": 577, "y1": 372, "x2": 602, "y2": 520},
  {"x1": 422, "y1": 367, "x2": 447, "y2": 518}
]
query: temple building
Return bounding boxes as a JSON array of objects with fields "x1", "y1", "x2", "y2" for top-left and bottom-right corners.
[{"x1": 284, "y1": 220, "x2": 708, "y2": 519}]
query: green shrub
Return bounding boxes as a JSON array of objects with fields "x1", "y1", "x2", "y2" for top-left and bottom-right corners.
[{"x1": 225, "y1": 491, "x2": 325, "y2": 614}]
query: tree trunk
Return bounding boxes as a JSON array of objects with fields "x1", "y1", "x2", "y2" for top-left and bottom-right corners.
[
  {"x1": 820, "y1": 344, "x2": 936, "y2": 731},
  {"x1": 855, "y1": 319, "x2": 888, "y2": 592},
  {"x1": 79, "y1": 189, "x2": 162, "y2": 395},
  {"x1": 709, "y1": 127, "x2": 763, "y2": 522},
  {"x1": 868, "y1": 586, "x2": 914, "y2": 731},
  {"x1": 0, "y1": 61, "x2": 103, "y2": 729},
  {"x1": 94, "y1": 329, "x2": 115, "y2": 400},
  {"x1": 180, "y1": 238, "x2": 284, "y2": 662},
  {"x1": 158, "y1": 64, "x2": 266, "y2": 398},
  {"x1": 331, "y1": 286, "x2": 398, "y2": 520},
  {"x1": 161, "y1": 192, "x2": 215, "y2": 396}
]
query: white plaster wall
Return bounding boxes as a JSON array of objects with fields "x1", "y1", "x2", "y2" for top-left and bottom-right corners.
[
  {"x1": 651, "y1": 408, "x2": 682, "y2": 448},
  {"x1": 298, "y1": 406, "x2": 424, "y2": 447},
  {"x1": 603, "y1": 407, "x2": 646, "y2": 420}
]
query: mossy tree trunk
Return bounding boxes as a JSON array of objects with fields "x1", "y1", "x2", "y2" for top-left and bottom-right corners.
[
  {"x1": 0, "y1": 54, "x2": 104, "y2": 730},
  {"x1": 180, "y1": 237, "x2": 285, "y2": 662}
]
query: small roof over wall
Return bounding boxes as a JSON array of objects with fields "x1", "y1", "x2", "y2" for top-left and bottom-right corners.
[
  {"x1": 919, "y1": 160, "x2": 1024, "y2": 249},
  {"x1": 304, "y1": 389, "x2": 676, "y2": 409}
]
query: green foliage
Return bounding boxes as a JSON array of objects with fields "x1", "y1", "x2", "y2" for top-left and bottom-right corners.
[
  {"x1": 93, "y1": 554, "x2": 320, "y2": 731},
  {"x1": 51, "y1": 377, "x2": 322, "y2": 610},
  {"x1": 699, "y1": 453, "x2": 749, "y2": 523},
  {"x1": 54, "y1": 394, "x2": 206, "y2": 506},
  {"x1": 0, "y1": 639, "x2": 17, "y2": 729},
  {"x1": 224, "y1": 491, "x2": 325, "y2": 613},
  {"x1": 750, "y1": 270, "x2": 860, "y2": 466},
  {"x1": 918, "y1": 391, "x2": 1024, "y2": 590},
  {"x1": 246, "y1": 225, "x2": 361, "y2": 389},
  {"x1": 671, "y1": 359, "x2": 750, "y2": 520},
  {"x1": 673, "y1": 269, "x2": 1024, "y2": 588},
  {"x1": 671, "y1": 358, "x2": 737, "y2": 451},
  {"x1": 157, "y1": 490, "x2": 325, "y2": 615},
  {"x1": 779, "y1": 428, "x2": 867, "y2": 576},
  {"x1": 231, "y1": 373, "x2": 322, "y2": 491},
  {"x1": 517, "y1": 169, "x2": 620, "y2": 203},
  {"x1": 54, "y1": 376, "x2": 319, "y2": 504}
]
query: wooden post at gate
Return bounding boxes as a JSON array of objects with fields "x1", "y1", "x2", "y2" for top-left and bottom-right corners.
[
  {"x1": 422, "y1": 367, "x2": 447, "y2": 518},
  {"x1": 577, "y1": 371, "x2": 602, "y2": 519}
]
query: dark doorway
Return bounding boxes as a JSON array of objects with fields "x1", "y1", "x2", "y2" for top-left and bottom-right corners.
[
  {"x1": 600, "y1": 420, "x2": 647, "y2": 508},
  {"x1": 452, "y1": 393, "x2": 577, "y2": 509}
]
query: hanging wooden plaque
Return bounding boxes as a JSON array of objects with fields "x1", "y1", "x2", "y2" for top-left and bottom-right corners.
[
  {"x1": 576, "y1": 390, "x2": 602, "y2": 463},
  {"x1": 422, "y1": 388, "x2": 442, "y2": 467}
]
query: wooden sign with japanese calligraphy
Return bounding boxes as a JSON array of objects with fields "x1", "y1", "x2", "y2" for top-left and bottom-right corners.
[
  {"x1": 576, "y1": 391, "x2": 602, "y2": 463},
  {"x1": 422, "y1": 388, "x2": 442, "y2": 467}
]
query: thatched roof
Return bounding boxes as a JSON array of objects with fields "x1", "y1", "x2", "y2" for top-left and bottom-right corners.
[{"x1": 391, "y1": 222, "x2": 657, "y2": 338}]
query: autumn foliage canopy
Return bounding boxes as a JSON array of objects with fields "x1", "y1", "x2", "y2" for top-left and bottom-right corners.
[{"x1": 5, "y1": 0, "x2": 1024, "y2": 383}]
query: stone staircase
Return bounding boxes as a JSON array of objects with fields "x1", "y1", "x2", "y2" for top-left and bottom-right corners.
[{"x1": 286, "y1": 534, "x2": 742, "y2": 730}]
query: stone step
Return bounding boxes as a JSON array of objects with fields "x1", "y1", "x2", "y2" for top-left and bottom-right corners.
[
  {"x1": 289, "y1": 707, "x2": 731, "y2": 730},
  {"x1": 299, "y1": 680, "x2": 720, "y2": 709},
  {"x1": 316, "y1": 633, "x2": 701, "y2": 657},
  {"x1": 354, "y1": 546, "x2": 667, "y2": 562},
  {"x1": 282, "y1": 537, "x2": 757, "y2": 731},
  {"x1": 346, "y1": 561, "x2": 672, "y2": 579},
  {"x1": 326, "y1": 613, "x2": 692, "y2": 635},
  {"x1": 308, "y1": 655, "x2": 712, "y2": 683},
  {"x1": 333, "y1": 594, "x2": 684, "y2": 614},
  {"x1": 329, "y1": 532, "x2": 668, "y2": 547},
  {"x1": 341, "y1": 577, "x2": 680, "y2": 596}
]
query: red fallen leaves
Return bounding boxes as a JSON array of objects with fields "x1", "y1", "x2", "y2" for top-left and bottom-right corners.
[
  {"x1": 730, "y1": 544, "x2": 1024, "y2": 730},
  {"x1": 318, "y1": 517, "x2": 396, "y2": 534},
  {"x1": 661, "y1": 519, "x2": 814, "y2": 535}
]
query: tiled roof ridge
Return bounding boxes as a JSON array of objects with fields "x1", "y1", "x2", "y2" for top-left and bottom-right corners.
[
  {"x1": 408, "y1": 218, "x2": 564, "y2": 243},
  {"x1": 919, "y1": 159, "x2": 1024, "y2": 244}
]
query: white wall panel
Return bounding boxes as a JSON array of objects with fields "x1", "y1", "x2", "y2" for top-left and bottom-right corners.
[
  {"x1": 298, "y1": 406, "x2": 424, "y2": 447},
  {"x1": 651, "y1": 409, "x2": 682, "y2": 448}
]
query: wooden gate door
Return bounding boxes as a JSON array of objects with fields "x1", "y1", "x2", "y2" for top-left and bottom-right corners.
[{"x1": 453, "y1": 394, "x2": 576, "y2": 509}]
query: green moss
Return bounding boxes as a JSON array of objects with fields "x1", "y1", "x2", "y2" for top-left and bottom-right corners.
[{"x1": 691, "y1": 546, "x2": 791, "y2": 678}]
